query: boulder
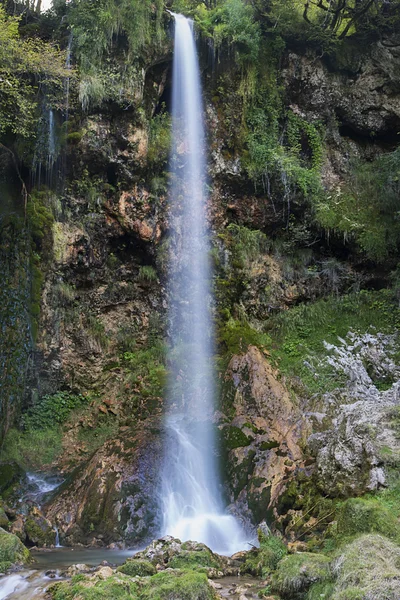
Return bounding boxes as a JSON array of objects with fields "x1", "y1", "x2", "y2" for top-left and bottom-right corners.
[
  {"x1": 0, "y1": 528, "x2": 31, "y2": 569},
  {"x1": 221, "y1": 346, "x2": 305, "y2": 523},
  {"x1": 25, "y1": 508, "x2": 56, "y2": 547}
]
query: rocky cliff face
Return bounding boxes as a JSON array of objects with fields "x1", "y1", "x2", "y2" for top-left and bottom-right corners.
[{"x1": 2, "y1": 28, "x2": 400, "y2": 549}]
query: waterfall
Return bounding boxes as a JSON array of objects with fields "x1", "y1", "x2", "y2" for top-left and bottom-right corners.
[{"x1": 160, "y1": 13, "x2": 248, "y2": 556}]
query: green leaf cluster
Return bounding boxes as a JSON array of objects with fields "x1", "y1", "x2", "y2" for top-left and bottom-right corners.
[
  {"x1": 314, "y1": 148, "x2": 400, "y2": 262},
  {"x1": 0, "y1": 6, "x2": 69, "y2": 139},
  {"x1": 21, "y1": 391, "x2": 89, "y2": 430}
]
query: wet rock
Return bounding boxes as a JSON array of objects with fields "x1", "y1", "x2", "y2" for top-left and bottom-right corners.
[
  {"x1": 0, "y1": 527, "x2": 31, "y2": 566},
  {"x1": 93, "y1": 565, "x2": 114, "y2": 579},
  {"x1": 45, "y1": 420, "x2": 163, "y2": 546},
  {"x1": 65, "y1": 563, "x2": 92, "y2": 576},
  {"x1": 0, "y1": 507, "x2": 9, "y2": 528},
  {"x1": 221, "y1": 346, "x2": 305, "y2": 525},
  {"x1": 282, "y1": 42, "x2": 400, "y2": 140},
  {"x1": 25, "y1": 508, "x2": 56, "y2": 547}
]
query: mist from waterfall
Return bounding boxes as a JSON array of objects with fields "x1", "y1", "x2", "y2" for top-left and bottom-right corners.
[{"x1": 161, "y1": 13, "x2": 248, "y2": 556}]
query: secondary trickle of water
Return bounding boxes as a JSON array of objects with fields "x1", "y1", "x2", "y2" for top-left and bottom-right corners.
[{"x1": 161, "y1": 13, "x2": 248, "y2": 555}]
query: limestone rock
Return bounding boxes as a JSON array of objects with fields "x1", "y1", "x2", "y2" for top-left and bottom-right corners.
[
  {"x1": 222, "y1": 346, "x2": 305, "y2": 524},
  {"x1": 308, "y1": 332, "x2": 400, "y2": 496},
  {"x1": 45, "y1": 419, "x2": 163, "y2": 546}
]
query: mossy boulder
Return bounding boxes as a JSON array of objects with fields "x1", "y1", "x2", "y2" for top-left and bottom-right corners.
[
  {"x1": 0, "y1": 528, "x2": 30, "y2": 566},
  {"x1": 117, "y1": 559, "x2": 156, "y2": 576},
  {"x1": 241, "y1": 533, "x2": 287, "y2": 576},
  {"x1": 0, "y1": 461, "x2": 24, "y2": 496},
  {"x1": 335, "y1": 497, "x2": 400, "y2": 542},
  {"x1": 50, "y1": 566, "x2": 217, "y2": 600},
  {"x1": 50, "y1": 573, "x2": 138, "y2": 600},
  {"x1": 0, "y1": 506, "x2": 9, "y2": 528},
  {"x1": 140, "y1": 570, "x2": 216, "y2": 600},
  {"x1": 271, "y1": 552, "x2": 331, "y2": 599},
  {"x1": 133, "y1": 537, "x2": 223, "y2": 571},
  {"x1": 25, "y1": 510, "x2": 56, "y2": 546}
]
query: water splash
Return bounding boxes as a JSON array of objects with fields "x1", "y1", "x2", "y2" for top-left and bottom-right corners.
[
  {"x1": 53, "y1": 525, "x2": 62, "y2": 548},
  {"x1": 160, "y1": 13, "x2": 248, "y2": 555}
]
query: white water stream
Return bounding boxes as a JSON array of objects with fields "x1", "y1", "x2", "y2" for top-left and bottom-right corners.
[{"x1": 161, "y1": 14, "x2": 248, "y2": 555}]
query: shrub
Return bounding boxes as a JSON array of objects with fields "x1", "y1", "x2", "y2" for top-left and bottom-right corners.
[{"x1": 21, "y1": 391, "x2": 88, "y2": 430}]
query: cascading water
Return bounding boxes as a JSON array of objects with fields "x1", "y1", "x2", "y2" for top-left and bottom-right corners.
[{"x1": 160, "y1": 14, "x2": 248, "y2": 556}]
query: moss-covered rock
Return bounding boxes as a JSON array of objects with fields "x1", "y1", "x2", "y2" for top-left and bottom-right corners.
[
  {"x1": 271, "y1": 552, "x2": 331, "y2": 599},
  {"x1": 241, "y1": 533, "x2": 287, "y2": 576},
  {"x1": 140, "y1": 570, "x2": 216, "y2": 600},
  {"x1": 25, "y1": 510, "x2": 56, "y2": 546},
  {"x1": 117, "y1": 559, "x2": 156, "y2": 577},
  {"x1": 50, "y1": 573, "x2": 138, "y2": 600},
  {"x1": 50, "y1": 567, "x2": 217, "y2": 600},
  {"x1": 0, "y1": 528, "x2": 30, "y2": 565},
  {"x1": 0, "y1": 461, "x2": 24, "y2": 496},
  {"x1": 0, "y1": 506, "x2": 9, "y2": 528},
  {"x1": 132, "y1": 537, "x2": 223, "y2": 571},
  {"x1": 335, "y1": 497, "x2": 400, "y2": 542}
]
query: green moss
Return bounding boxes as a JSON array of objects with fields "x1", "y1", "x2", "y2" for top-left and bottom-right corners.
[
  {"x1": 168, "y1": 548, "x2": 220, "y2": 571},
  {"x1": 51, "y1": 570, "x2": 216, "y2": 600},
  {"x1": 0, "y1": 461, "x2": 24, "y2": 495},
  {"x1": 271, "y1": 553, "x2": 331, "y2": 599},
  {"x1": 117, "y1": 560, "x2": 156, "y2": 577},
  {"x1": 0, "y1": 529, "x2": 30, "y2": 565},
  {"x1": 241, "y1": 533, "x2": 287, "y2": 577},
  {"x1": 51, "y1": 575, "x2": 138, "y2": 600},
  {"x1": 25, "y1": 517, "x2": 56, "y2": 547},
  {"x1": 221, "y1": 426, "x2": 253, "y2": 450},
  {"x1": 140, "y1": 570, "x2": 216, "y2": 600},
  {"x1": 0, "y1": 427, "x2": 63, "y2": 470},
  {"x1": 268, "y1": 289, "x2": 400, "y2": 395},
  {"x1": 335, "y1": 497, "x2": 400, "y2": 543}
]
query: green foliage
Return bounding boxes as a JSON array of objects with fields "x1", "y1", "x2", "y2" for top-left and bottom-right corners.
[
  {"x1": 68, "y1": 0, "x2": 165, "y2": 109},
  {"x1": 51, "y1": 569, "x2": 215, "y2": 600},
  {"x1": 261, "y1": 0, "x2": 400, "y2": 47},
  {"x1": 168, "y1": 548, "x2": 220, "y2": 570},
  {"x1": 335, "y1": 497, "x2": 400, "y2": 544},
  {"x1": 194, "y1": 0, "x2": 260, "y2": 66},
  {"x1": 51, "y1": 575, "x2": 138, "y2": 600},
  {"x1": 138, "y1": 266, "x2": 158, "y2": 283},
  {"x1": 26, "y1": 192, "x2": 54, "y2": 246},
  {"x1": 217, "y1": 317, "x2": 271, "y2": 356},
  {"x1": 77, "y1": 420, "x2": 119, "y2": 455},
  {"x1": 147, "y1": 110, "x2": 171, "y2": 168},
  {"x1": 226, "y1": 224, "x2": 270, "y2": 268},
  {"x1": 244, "y1": 104, "x2": 324, "y2": 210},
  {"x1": 0, "y1": 6, "x2": 69, "y2": 139},
  {"x1": 221, "y1": 425, "x2": 253, "y2": 450},
  {"x1": 85, "y1": 314, "x2": 109, "y2": 350},
  {"x1": 21, "y1": 391, "x2": 88, "y2": 431},
  {"x1": 122, "y1": 338, "x2": 167, "y2": 399},
  {"x1": 0, "y1": 427, "x2": 63, "y2": 469},
  {"x1": 268, "y1": 289, "x2": 400, "y2": 394},
  {"x1": 328, "y1": 534, "x2": 400, "y2": 600},
  {"x1": 314, "y1": 148, "x2": 400, "y2": 263},
  {"x1": 242, "y1": 532, "x2": 288, "y2": 576}
]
